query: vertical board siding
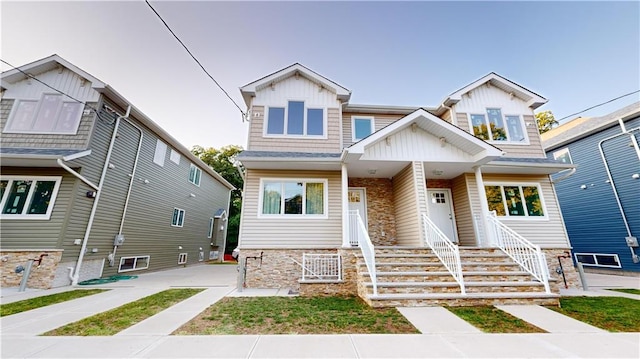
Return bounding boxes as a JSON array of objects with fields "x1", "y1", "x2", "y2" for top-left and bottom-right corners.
[
  {"x1": 342, "y1": 112, "x2": 404, "y2": 147},
  {"x1": 393, "y1": 164, "x2": 421, "y2": 246},
  {"x1": 452, "y1": 174, "x2": 475, "y2": 246},
  {"x1": 466, "y1": 173, "x2": 570, "y2": 248},
  {"x1": 240, "y1": 169, "x2": 342, "y2": 248},
  {"x1": 248, "y1": 106, "x2": 341, "y2": 153},
  {"x1": 3, "y1": 67, "x2": 100, "y2": 103},
  {"x1": 252, "y1": 75, "x2": 341, "y2": 108}
]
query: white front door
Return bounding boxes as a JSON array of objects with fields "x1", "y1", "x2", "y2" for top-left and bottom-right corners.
[
  {"x1": 348, "y1": 188, "x2": 367, "y2": 228},
  {"x1": 427, "y1": 189, "x2": 458, "y2": 242}
]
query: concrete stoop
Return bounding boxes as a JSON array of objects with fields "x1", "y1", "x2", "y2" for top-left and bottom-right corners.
[{"x1": 356, "y1": 247, "x2": 559, "y2": 307}]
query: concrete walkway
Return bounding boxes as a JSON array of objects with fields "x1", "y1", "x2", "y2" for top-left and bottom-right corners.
[{"x1": 2, "y1": 265, "x2": 639, "y2": 358}]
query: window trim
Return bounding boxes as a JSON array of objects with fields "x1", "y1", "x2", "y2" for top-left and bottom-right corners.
[
  {"x1": 118, "y1": 255, "x2": 150, "y2": 272},
  {"x1": 484, "y1": 182, "x2": 548, "y2": 220},
  {"x1": 153, "y1": 139, "x2": 167, "y2": 167},
  {"x1": 552, "y1": 147, "x2": 573, "y2": 164},
  {"x1": 207, "y1": 217, "x2": 214, "y2": 238},
  {"x1": 263, "y1": 100, "x2": 327, "y2": 139},
  {"x1": 351, "y1": 116, "x2": 375, "y2": 142},
  {"x1": 0, "y1": 176, "x2": 62, "y2": 220},
  {"x1": 169, "y1": 149, "x2": 181, "y2": 165},
  {"x1": 3, "y1": 94, "x2": 85, "y2": 135},
  {"x1": 257, "y1": 178, "x2": 329, "y2": 219},
  {"x1": 574, "y1": 252, "x2": 622, "y2": 269},
  {"x1": 467, "y1": 109, "x2": 529, "y2": 144},
  {"x1": 178, "y1": 253, "x2": 188, "y2": 265},
  {"x1": 171, "y1": 208, "x2": 185, "y2": 227},
  {"x1": 189, "y1": 164, "x2": 202, "y2": 186}
]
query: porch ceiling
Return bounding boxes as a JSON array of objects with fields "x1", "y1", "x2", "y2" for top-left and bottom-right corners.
[{"x1": 347, "y1": 160, "x2": 474, "y2": 179}]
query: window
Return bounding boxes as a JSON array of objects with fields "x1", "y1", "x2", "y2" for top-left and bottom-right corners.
[
  {"x1": 189, "y1": 164, "x2": 201, "y2": 186},
  {"x1": 178, "y1": 253, "x2": 188, "y2": 264},
  {"x1": 352, "y1": 116, "x2": 374, "y2": 141},
  {"x1": 575, "y1": 253, "x2": 621, "y2": 268},
  {"x1": 170, "y1": 149, "x2": 181, "y2": 164},
  {"x1": 207, "y1": 217, "x2": 214, "y2": 238},
  {"x1": 484, "y1": 183, "x2": 546, "y2": 218},
  {"x1": 119, "y1": 255, "x2": 150, "y2": 272},
  {"x1": 153, "y1": 140, "x2": 167, "y2": 166},
  {"x1": 172, "y1": 208, "x2": 185, "y2": 227},
  {"x1": 266, "y1": 101, "x2": 325, "y2": 137},
  {"x1": 260, "y1": 179, "x2": 327, "y2": 216},
  {"x1": 0, "y1": 176, "x2": 62, "y2": 220},
  {"x1": 553, "y1": 148, "x2": 573, "y2": 164},
  {"x1": 4, "y1": 94, "x2": 84, "y2": 134},
  {"x1": 470, "y1": 109, "x2": 526, "y2": 143}
]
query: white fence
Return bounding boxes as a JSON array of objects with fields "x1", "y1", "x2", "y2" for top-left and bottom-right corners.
[
  {"x1": 422, "y1": 214, "x2": 465, "y2": 294},
  {"x1": 301, "y1": 253, "x2": 342, "y2": 281},
  {"x1": 349, "y1": 210, "x2": 377, "y2": 295}
]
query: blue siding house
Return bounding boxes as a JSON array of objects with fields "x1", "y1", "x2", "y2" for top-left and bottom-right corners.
[{"x1": 542, "y1": 102, "x2": 640, "y2": 273}]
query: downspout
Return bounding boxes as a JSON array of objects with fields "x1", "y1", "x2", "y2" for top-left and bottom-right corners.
[{"x1": 551, "y1": 168, "x2": 576, "y2": 184}]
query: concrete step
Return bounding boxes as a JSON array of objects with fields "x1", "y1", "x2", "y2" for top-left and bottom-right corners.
[
  {"x1": 362, "y1": 280, "x2": 546, "y2": 295},
  {"x1": 365, "y1": 291, "x2": 559, "y2": 308}
]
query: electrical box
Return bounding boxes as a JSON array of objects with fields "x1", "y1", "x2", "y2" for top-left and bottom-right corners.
[
  {"x1": 114, "y1": 234, "x2": 125, "y2": 246},
  {"x1": 626, "y1": 236, "x2": 639, "y2": 248}
]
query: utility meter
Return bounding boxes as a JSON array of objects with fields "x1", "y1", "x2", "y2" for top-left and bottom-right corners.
[{"x1": 114, "y1": 234, "x2": 125, "y2": 246}]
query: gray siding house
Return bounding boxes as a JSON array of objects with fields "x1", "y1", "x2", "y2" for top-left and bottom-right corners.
[
  {"x1": 0, "y1": 55, "x2": 234, "y2": 289},
  {"x1": 542, "y1": 102, "x2": 640, "y2": 274}
]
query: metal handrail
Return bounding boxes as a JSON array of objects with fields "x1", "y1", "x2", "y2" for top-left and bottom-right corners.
[
  {"x1": 300, "y1": 253, "x2": 342, "y2": 281},
  {"x1": 349, "y1": 210, "x2": 377, "y2": 295},
  {"x1": 486, "y1": 211, "x2": 551, "y2": 293},
  {"x1": 422, "y1": 214, "x2": 466, "y2": 294}
]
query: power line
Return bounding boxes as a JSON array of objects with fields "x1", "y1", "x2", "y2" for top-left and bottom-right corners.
[
  {"x1": 557, "y1": 90, "x2": 640, "y2": 122},
  {"x1": 144, "y1": 0, "x2": 246, "y2": 120}
]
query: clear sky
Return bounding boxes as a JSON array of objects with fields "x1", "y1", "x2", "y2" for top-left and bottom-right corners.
[{"x1": 2, "y1": 1, "x2": 639, "y2": 150}]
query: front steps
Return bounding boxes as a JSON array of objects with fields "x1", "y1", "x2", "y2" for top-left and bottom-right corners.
[{"x1": 356, "y1": 247, "x2": 558, "y2": 307}]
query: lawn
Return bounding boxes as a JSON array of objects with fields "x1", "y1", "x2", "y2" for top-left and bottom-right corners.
[
  {"x1": 446, "y1": 306, "x2": 546, "y2": 333},
  {"x1": 174, "y1": 296, "x2": 419, "y2": 335},
  {"x1": 44, "y1": 288, "x2": 204, "y2": 336},
  {"x1": 607, "y1": 288, "x2": 640, "y2": 295},
  {"x1": 548, "y1": 296, "x2": 640, "y2": 332},
  {"x1": 0, "y1": 289, "x2": 107, "y2": 317}
]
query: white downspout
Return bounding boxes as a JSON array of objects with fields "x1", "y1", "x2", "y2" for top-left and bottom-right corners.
[
  {"x1": 341, "y1": 162, "x2": 350, "y2": 247},
  {"x1": 474, "y1": 166, "x2": 493, "y2": 247}
]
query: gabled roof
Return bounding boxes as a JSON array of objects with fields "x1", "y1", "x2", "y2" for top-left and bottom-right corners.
[
  {"x1": 1, "y1": 54, "x2": 105, "y2": 90},
  {"x1": 239, "y1": 63, "x2": 351, "y2": 106},
  {"x1": 440, "y1": 72, "x2": 547, "y2": 110},
  {"x1": 541, "y1": 101, "x2": 640, "y2": 151}
]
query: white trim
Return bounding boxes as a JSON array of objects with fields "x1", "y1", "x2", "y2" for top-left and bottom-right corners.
[
  {"x1": 169, "y1": 149, "x2": 181, "y2": 165},
  {"x1": 0, "y1": 176, "x2": 62, "y2": 220},
  {"x1": 426, "y1": 188, "x2": 458, "y2": 243},
  {"x1": 574, "y1": 252, "x2": 622, "y2": 269},
  {"x1": 153, "y1": 139, "x2": 167, "y2": 167},
  {"x1": 118, "y1": 255, "x2": 150, "y2": 272},
  {"x1": 178, "y1": 253, "x2": 188, "y2": 264},
  {"x1": 171, "y1": 208, "x2": 185, "y2": 227},
  {"x1": 189, "y1": 164, "x2": 202, "y2": 186},
  {"x1": 3, "y1": 94, "x2": 84, "y2": 135},
  {"x1": 483, "y1": 182, "x2": 549, "y2": 220},
  {"x1": 351, "y1": 116, "x2": 375, "y2": 142},
  {"x1": 552, "y1": 147, "x2": 573, "y2": 164},
  {"x1": 467, "y1": 109, "x2": 530, "y2": 145},
  {"x1": 257, "y1": 178, "x2": 329, "y2": 219},
  {"x1": 348, "y1": 187, "x2": 368, "y2": 229},
  {"x1": 207, "y1": 217, "x2": 214, "y2": 238},
  {"x1": 263, "y1": 100, "x2": 328, "y2": 139}
]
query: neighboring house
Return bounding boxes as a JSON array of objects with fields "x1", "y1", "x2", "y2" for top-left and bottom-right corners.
[
  {"x1": 0, "y1": 55, "x2": 234, "y2": 289},
  {"x1": 235, "y1": 64, "x2": 577, "y2": 307},
  {"x1": 542, "y1": 102, "x2": 640, "y2": 274}
]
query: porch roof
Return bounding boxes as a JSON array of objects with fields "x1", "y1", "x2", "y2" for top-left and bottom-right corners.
[
  {"x1": 0, "y1": 147, "x2": 91, "y2": 167},
  {"x1": 483, "y1": 157, "x2": 575, "y2": 175},
  {"x1": 237, "y1": 151, "x2": 341, "y2": 171}
]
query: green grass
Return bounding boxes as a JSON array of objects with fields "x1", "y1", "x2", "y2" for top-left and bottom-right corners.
[
  {"x1": 446, "y1": 306, "x2": 546, "y2": 333},
  {"x1": 174, "y1": 296, "x2": 419, "y2": 335},
  {"x1": 548, "y1": 296, "x2": 640, "y2": 332},
  {"x1": 607, "y1": 288, "x2": 640, "y2": 295},
  {"x1": 43, "y1": 288, "x2": 204, "y2": 336},
  {"x1": 0, "y1": 289, "x2": 107, "y2": 317}
]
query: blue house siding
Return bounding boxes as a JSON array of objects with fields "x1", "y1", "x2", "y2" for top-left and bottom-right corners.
[{"x1": 548, "y1": 116, "x2": 640, "y2": 272}]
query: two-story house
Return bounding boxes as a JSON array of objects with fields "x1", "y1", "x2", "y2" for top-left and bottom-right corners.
[
  {"x1": 235, "y1": 64, "x2": 578, "y2": 307},
  {"x1": 0, "y1": 55, "x2": 234, "y2": 289}
]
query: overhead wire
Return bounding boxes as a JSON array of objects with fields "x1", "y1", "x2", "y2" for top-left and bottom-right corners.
[
  {"x1": 557, "y1": 90, "x2": 640, "y2": 122},
  {"x1": 144, "y1": 0, "x2": 247, "y2": 121}
]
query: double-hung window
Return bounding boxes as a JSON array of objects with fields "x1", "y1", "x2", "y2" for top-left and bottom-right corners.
[
  {"x1": 189, "y1": 164, "x2": 201, "y2": 186},
  {"x1": 470, "y1": 108, "x2": 526, "y2": 143},
  {"x1": 260, "y1": 179, "x2": 327, "y2": 217},
  {"x1": 484, "y1": 183, "x2": 546, "y2": 218},
  {"x1": 352, "y1": 116, "x2": 374, "y2": 141},
  {"x1": 0, "y1": 176, "x2": 62, "y2": 220},
  {"x1": 4, "y1": 94, "x2": 84, "y2": 134},
  {"x1": 172, "y1": 208, "x2": 185, "y2": 227},
  {"x1": 266, "y1": 101, "x2": 324, "y2": 137}
]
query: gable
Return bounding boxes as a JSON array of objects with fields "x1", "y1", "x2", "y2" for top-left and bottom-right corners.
[
  {"x1": 2, "y1": 66, "x2": 101, "y2": 104},
  {"x1": 453, "y1": 83, "x2": 534, "y2": 115},
  {"x1": 252, "y1": 75, "x2": 341, "y2": 108}
]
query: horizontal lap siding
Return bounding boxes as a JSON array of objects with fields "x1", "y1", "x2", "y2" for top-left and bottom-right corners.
[
  {"x1": 342, "y1": 112, "x2": 403, "y2": 147},
  {"x1": 452, "y1": 174, "x2": 475, "y2": 246},
  {"x1": 393, "y1": 164, "x2": 421, "y2": 246},
  {"x1": 240, "y1": 169, "x2": 342, "y2": 248}
]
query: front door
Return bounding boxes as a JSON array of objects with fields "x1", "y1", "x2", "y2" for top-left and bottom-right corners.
[
  {"x1": 348, "y1": 188, "x2": 367, "y2": 228},
  {"x1": 427, "y1": 189, "x2": 458, "y2": 242}
]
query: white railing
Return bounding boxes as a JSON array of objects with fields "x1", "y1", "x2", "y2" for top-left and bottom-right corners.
[
  {"x1": 422, "y1": 214, "x2": 465, "y2": 294},
  {"x1": 349, "y1": 210, "x2": 377, "y2": 295},
  {"x1": 486, "y1": 211, "x2": 551, "y2": 293},
  {"x1": 301, "y1": 253, "x2": 342, "y2": 281}
]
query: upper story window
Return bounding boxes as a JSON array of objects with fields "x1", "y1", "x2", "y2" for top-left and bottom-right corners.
[
  {"x1": 552, "y1": 148, "x2": 572, "y2": 164},
  {"x1": 153, "y1": 139, "x2": 167, "y2": 166},
  {"x1": 469, "y1": 108, "x2": 527, "y2": 143},
  {"x1": 171, "y1": 208, "x2": 185, "y2": 227},
  {"x1": 266, "y1": 101, "x2": 325, "y2": 137},
  {"x1": 3, "y1": 94, "x2": 84, "y2": 135},
  {"x1": 352, "y1": 116, "x2": 374, "y2": 141},
  {"x1": 189, "y1": 164, "x2": 202, "y2": 186},
  {"x1": 170, "y1": 149, "x2": 181, "y2": 165},
  {"x1": 259, "y1": 179, "x2": 327, "y2": 217},
  {"x1": 0, "y1": 176, "x2": 62, "y2": 220},
  {"x1": 484, "y1": 183, "x2": 546, "y2": 219}
]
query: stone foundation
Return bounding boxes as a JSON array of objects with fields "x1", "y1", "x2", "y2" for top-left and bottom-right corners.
[
  {"x1": 543, "y1": 248, "x2": 581, "y2": 291},
  {"x1": 0, "y1": 249, "x2": 63, "y2": 289}
]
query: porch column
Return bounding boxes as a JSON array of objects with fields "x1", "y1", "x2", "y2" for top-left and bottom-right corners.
[
  {"x1": 341, "y1": 163, "x2": 350, "y2": 247},
  {"x1": 474, "y1": 166, "x2": 493, "y2": 247}
]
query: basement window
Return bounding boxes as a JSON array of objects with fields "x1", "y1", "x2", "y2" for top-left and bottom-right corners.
[
  {"x1": 575, "y1": 253, "x2": 621, "y2": 268},
  {"x1": 119, "y1": 255, "x2": 150, "y2": 272},
  {"x1": 178, "y1": 253, "x2": 188, "y2": 264}
]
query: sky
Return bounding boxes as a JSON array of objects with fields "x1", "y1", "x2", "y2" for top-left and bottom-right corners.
[{"x1": 1, "y1": 1, "x2": 639, "y2": 150}]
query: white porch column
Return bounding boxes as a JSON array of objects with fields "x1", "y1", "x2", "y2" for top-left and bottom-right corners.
[
  {"x1": 474, "y1": 166, "x2": 493, "y2": 247},
  {"x1": 341, "y1": 163, "x2": 350, "y2": 247}
]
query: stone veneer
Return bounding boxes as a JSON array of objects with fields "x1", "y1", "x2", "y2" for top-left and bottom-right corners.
[
  {"x1": 543, "y1": 248, "x2": 582, "y2": 291},
  {"x1": 0, "y1": 249, "x2": 63, "y2": 289},
  {"x1": 348, "y1": 178, "x2": 397, "y2": 246}
]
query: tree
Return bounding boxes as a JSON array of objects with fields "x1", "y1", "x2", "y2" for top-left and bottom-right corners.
[
  {"x1": 192, "y1": 145, "x2": 244, "y2": 254},
  {"x1": 535, "y1": 110, "x2": 558, "y2": 134}
]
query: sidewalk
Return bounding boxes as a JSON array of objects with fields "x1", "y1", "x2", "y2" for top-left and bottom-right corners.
[{"x1": 2, "y1": 265, "x2": 639, "y2": 358}]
